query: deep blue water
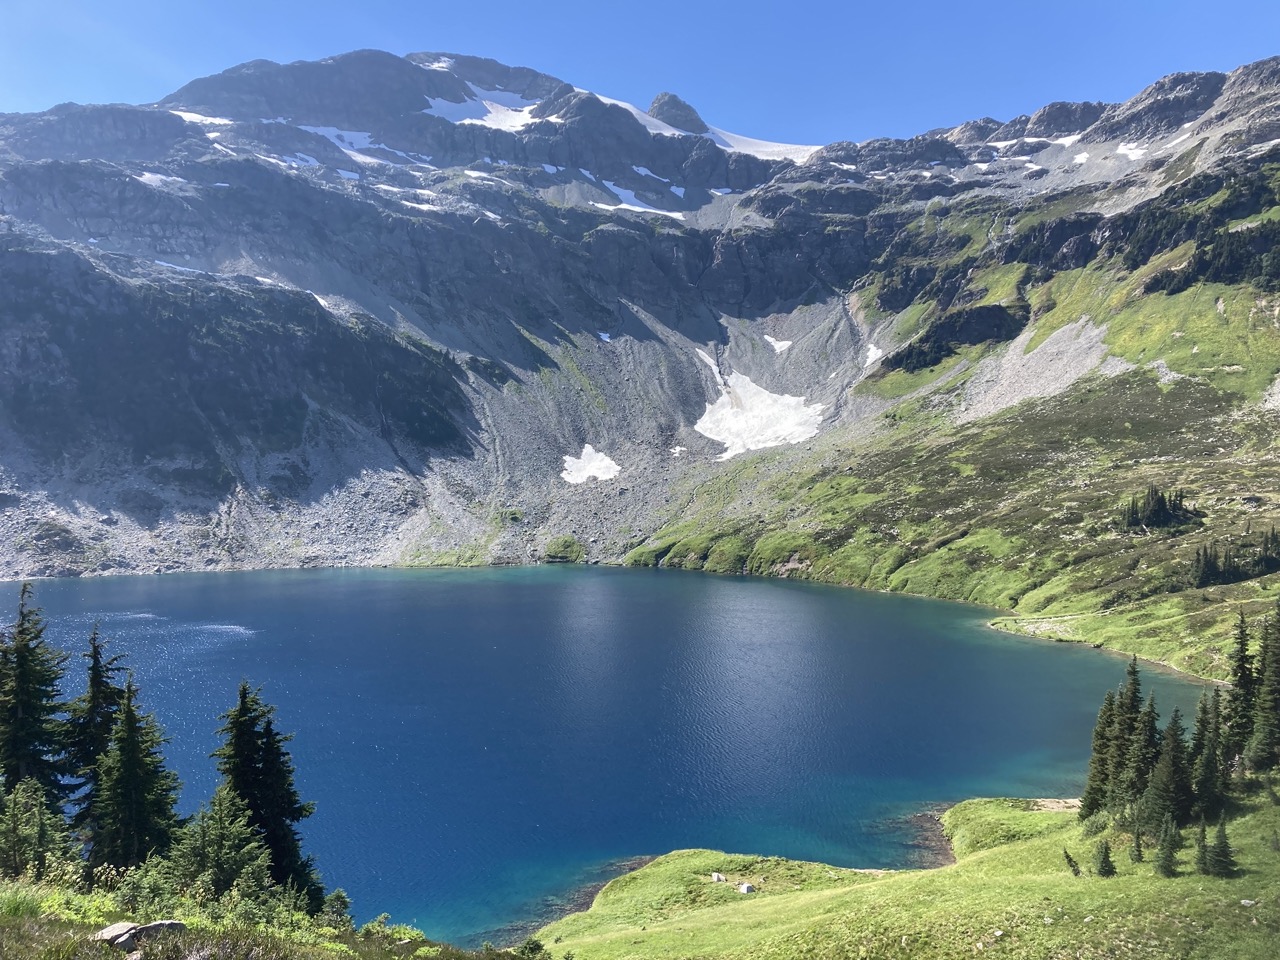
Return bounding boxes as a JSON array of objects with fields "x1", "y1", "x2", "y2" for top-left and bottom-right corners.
[{"x1": 25, "y1": 566, "x2": 1205, "y2": 945}]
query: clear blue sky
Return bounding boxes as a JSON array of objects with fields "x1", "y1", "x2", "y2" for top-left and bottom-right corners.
[{"x1": 2, "y1": 0, "x2": 1277, "y2": 145}]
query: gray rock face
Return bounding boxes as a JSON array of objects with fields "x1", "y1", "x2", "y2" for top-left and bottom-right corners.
[
  {"x1": 648, "y1": 92, "x2": 709, "y2": 134},
  {"x1": 1, "y1": 48, "x2": 1278, "y2": 578}
]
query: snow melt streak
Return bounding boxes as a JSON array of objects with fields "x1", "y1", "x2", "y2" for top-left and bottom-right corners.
[{"x1": 695, "y1": 372, "x2": 824, "y2": 461}]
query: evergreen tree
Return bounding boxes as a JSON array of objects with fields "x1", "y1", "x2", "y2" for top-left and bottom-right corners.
[
  {"x1": 1154, "y1": 822, "x2": 1177, "y2": 878},
  {"x1": 65, "y1": 627, "x2": 127, "y2": 836},
  {"x1": 1194, "y1": 818, "x2": 1210, "y2": 875},
  {"x1": 91, "y1": 678, "x2": 180, "y2": 870},
  {"x1": 213, "y1": 683, "x2": 322, "y2": 908},
  {"x1": 1063, "y1": 848, "x2": 1081, "y2": 877},
  {"x1": 0, "y1": 777, "x2": 71, "y2": 881},
  {"x1": 1129, "y1": 827, "x2": 1144, "y2": 863},
  {"x1": 1079, "y1": 690, "x2": 1116, "y2": 820},
  {"x1": 1207, "y1": 818, "x2": 1237, "y2": 877},
  {"x1": 1224, "y1": 610, "x2": 1256, "y2": 762},
  {"x1": 157, "y1": 783, "x2": 274, "y2": 903},
  {"x1": 1191, "y1": 689, "x2": 1225, "y2": 820},
  {"x1": 1120, "y1": 696, "x2": 1162, "y2": 813},
  {"x1": 1245, "y1": 611, "x2": 1280, "y2": 771},
  {"x1": 0, "y1": 584, "x2": 69, "y2": 800},
  {"x1": 1106, "y1": 660, "x2": 1146, "y2": 811},
  {"x1": 1093, "y1": 839, "x2": 1117, "y2": 877}
]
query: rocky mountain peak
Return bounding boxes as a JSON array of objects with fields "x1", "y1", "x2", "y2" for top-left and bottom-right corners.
[{"x1": 648, "y1": 92, "x2": 709, "y2": 134}]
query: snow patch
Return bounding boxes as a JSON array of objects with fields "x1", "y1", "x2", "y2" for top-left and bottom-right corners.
[
  {"x1": 1052, "y1": 134, "x2": 1083, "y2": 147},
  {"x1": 704, "y1": 126, "x2": 819, "y2": 163},
  {"x1": 670, "y1": 185, "x2": 686, "y2": 198},
  {"x1": 988, "y1": 139, "x2": 1018, "y2": 149},
  {"x1": 670, "y1": 446, "x2": 687, "y2": 457},
  {"x1": 133, "y1": 172, "x2": 187, "y2": 187},
  {"x1": 597, "y1": 332, "x2": 611, "y2": 342},
  {"x1": 423, "y1": 82, "x2": 548, "y2": 132},
  {"x1": 336, "y1": 169, "x2": 360, "y2": 180},
  {"x1": 865, "y1": 343, "x2": 884, "y2": 365},
  {"x1": 542, "y1": 164, "x2": 564, "y2": 174},
  {"x1": 632, "y1": 165, "x2": 669, "y2": 182},
  {"x1": 1165, "y1": 132, "x2": 1193, "y2": 149},
  {"x1": 593, "y1": 181, "x2": 685, "y2": 220},
  {"x1": 170, "y1": 110, "x2": 233, "y2": 125},
  {"x1": 694, "y1": 370, "x2": 824, "y2": 460},
  {"x1": 1117, "y1": 143, "x2": 1148, "y2": 160},
  {"x1": 764, "y1": 335, "x2": 792, "y2": 353},
  {"x1": 708, "y1": 187, "x2": 733, "y2": 195},
  {"x1": 1024, "y1": 162, "x2": 1043, "y2": 172},
  {"x1": 1073, "y1": 151, "x2": 1090, "y2": 164},
  {"x1": 561, "y1": 444, "x2": 621, "y2": 484},
  {"x1": 695, "y1": 348, "x2": 720, "y2": 374}
]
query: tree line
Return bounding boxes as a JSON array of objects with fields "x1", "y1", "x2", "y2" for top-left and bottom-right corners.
[
  {"x1": 0, "y1": 583, "x2": 342, "y2": 926},
  {"x1": 1075, "y1": 603, "x2": 1280, "y2": 877}
]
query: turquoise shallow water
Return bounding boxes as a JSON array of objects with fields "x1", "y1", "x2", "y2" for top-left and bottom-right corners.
[{"x1": 26, "y1": 566, "x2": 1206, "y2": 945}]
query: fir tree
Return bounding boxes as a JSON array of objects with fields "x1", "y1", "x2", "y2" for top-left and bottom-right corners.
[
  {"x1": 213, "y1": 682, "x2": 322, "y2": 909},
  {"x1": 1194, "y1": 818, "x2": 1210, "y2": 875},
  {"x1": 1106, "y1": 659, "x2": 1145, "y2": 811},
  {"x1": 0, "y1": 584, "x2": 69, "y2": 800},
  {"x1": 1245, "y1": 611, "x2": 1280, "y2": 771},
  {"x1": 1153, "y1": 814, "x2": 1181, "y2": 877},
  {"x1": 1191, "y1": 689, "x2": 1225, "y2": 820},
  {"x1": 1079, "y1": 690, "x2": 1116, "y2": 820},
  {"x1": 1120, "y1": 696, "x2": 1162, "y2": 813},
  {"x1": 0, "y1": 778, "x2": 71, "y2": 881},
  {"x1": 1207, "y1": 818, "x2": 1237, "y2": 877},
  {"x1": 1224, "y1": 610, "x2": 1256, "y2": 762},
  {"x1": 1129, "y1": 827, "x2": 1144, "y2": 863},
  {"x1": 91, "y1": 678, "x2": 180, "y2": 870},
  {"x1": 1093, "y1": 839, "x2": 1117, "y2": 877},
  {"x1": 1063, "y1": 848, "x2": 1081, "y2": 877},
  {"x1": 65, "y1": 627, "x2": 127, "y2": 837},
  {"x1": 158, "y1": 783, "x2": 274, "y2": 903}
]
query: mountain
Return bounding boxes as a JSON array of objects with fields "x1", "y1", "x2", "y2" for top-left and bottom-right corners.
[{"x1": 3, "y1": 49, "x2": 1280, "y2": 674}]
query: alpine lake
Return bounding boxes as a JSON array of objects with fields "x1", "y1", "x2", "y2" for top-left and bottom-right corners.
[{"x1": 31, "y1": 566, "x2": 1207, "y2": 947}]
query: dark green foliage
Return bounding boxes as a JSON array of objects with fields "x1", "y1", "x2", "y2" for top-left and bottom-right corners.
[
  {"x1": 65, "y1": 627, "x2": 127, "y2": 837},
  {"x1": 320, "y1": 888, "x2": 354, "y2": 932},
  {"x1": 1190, "y1": 689, "x2": 1225, "y2": 820},
  {"x1": 1154, "y1": 818, "x2": 1178, "y2": 878},
  {"x1": 1063, "y1": 848, "x2": 1081, "y2": 876},
  {"x1": 880, "y1": 302, "x2": 1030, "y2": 374},
  {"x1": 1149, "y1": 220, "x2": 1280, "y2": 294},
  {"x1": 1189, "y1": 530, "x2": 1280, "y2": 587},
  {"x1": 1141, "y1": 708, "x2": 1193, "y2": 829},
  {"x1": 0, "y1": 584, "x2": 69, "y2": 800},
  {"x1": 1195, "y1": 818, "x2": 1210, "y2": 874},
  {"x1": 1225, "y1": 610, "x2": 1257, "y2": 761},
  {"x1": 124, "y1": 783, "x2": 274, "y2": 908},
  {"x1": 91, "y1": 678, "x2": 180, "y2": 870},
  {"x1": 1079, "y1": 690, "x2": 1116, "y2": 820},
  {"x1": 1207, "y1": 818, "x2": 1237, "y2": 877},
  {"x1": 1093, "y1": 839, "x2": 1117, "y2": 877},
  {"x1": 1245, "y1": 612, "x2": 1280, "y2": 771},
  {"x1": 1129, "y1": 827, "x2": 1144, "y2": 863},
  {"x1": 1121, "y1": 484, "x2": 1188, "y2": 530},
  {"x1": 0, "y1": 778, "x2": 71, "y2": 881},
  {"x1": 1119, "y1": 696, "x2": 1161, "y2": 815},
  {"x1": 214, "y1": 682, "x2": 322, "y2": 909}
]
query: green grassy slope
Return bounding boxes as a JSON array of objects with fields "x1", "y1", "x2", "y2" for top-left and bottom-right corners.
[
  {"x1": 540, "y1": 795, "x2": 1280, "y2": 960},
  {"x1": 624, "y1": 162, "x2": 1280, "y2": 680}
]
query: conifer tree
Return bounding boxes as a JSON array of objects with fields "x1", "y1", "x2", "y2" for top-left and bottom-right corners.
[
  {"x1": 213, "y1": 682, "x2": 322, "y2": 908},
  {"x1": 1191, "y1": 690, "x2": 1225, "y2": 820},
  {"x1": 159, "y1": 783, "x2": 274, "y2": 903},
  {"x1": 1080, "y1": 690, "x2": 1116, "y2": 820},
  {"x1": 1129, "y1": 827, "x2": 1144, "y2": 863},
  {"x1": 1107, "y1": 660, "x2": 1145, "y2": 812},
  {"x1": 1224, "y1": 611, "x2": 1256, "y2": 761},
  {"x1": 0, "y1": 778, "x2": 71, "y2": 881},
  {"x1": 91, "y1": 678, "x2": 180, "y2": 870},
  {"x1": 1245, "y1": 611, "x2": 1280, "y2": 771},
  {"x1": 1093, "y1": 839, "x2": 1116, "y2": 877},
  {"x1": 66, "y1": 627, "x2": 127, "y2": 836},
  {"x1": 1152, "y1": 814, "x2": 1182, "y2": 878},
  {"x1": 1208, "y1": 818, "x2": 1237, "y2": 877},
  {"x1": 1194, "y1": 818, "x2": 1210, "y2": 875},
  {"x1": 0, "y1": 584, "x2": 69, "y2": 800},
  {"x1": 1120, "y1": 696, "x2": 1162, "y2": 813},
  {"x1": 1063, "y1": 848, "x2": 1081, "y2": 876}
]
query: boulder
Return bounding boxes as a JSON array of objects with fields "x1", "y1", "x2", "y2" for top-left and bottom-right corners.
[
  {"x1": 710, "y1": 871, "x2": 726, "y2": 883},
  {"x1": 738, "y1": 882, "x2": 755, "y2": 893},
  {"x1": 136, "y1": 919, "x2": 187, "y2": 939},
  {"x1": 91, "y1": 922, "x2": 140, "y2": 951}
]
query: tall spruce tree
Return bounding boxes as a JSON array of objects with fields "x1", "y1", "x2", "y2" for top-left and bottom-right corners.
[
  {"x1": 213, "y1": 682, "x2": 322, "y2": 909},
  {"x1": 155, "y1": 783, "x2": 274, "y2": 904},
  {"x1": 1190, "y1": 689, "x2": 1225, "y2": 820},
  {"x1": 1140, "y1": 708, "x2": 1191, "y2": 832},
  {"x1": 1208, "y1": 818, "x2": 1237, "y2": 877},
  {"x1": 0, "y1": 584, "x2": 69, "y2": 800},
  {"x1": 1245, "y1": 611, "x2": 1280, "y2": 771},
  {"x1": 1194, "y1": 818, "x2": 1210, "y2": 875},
  {"x1": 1080, "y1": 690, "x2": 1116, "y2": 820},
  {"x1": 1119, "y1": 696, "x2": 1162, "y2": 814},
  {"x1": 1224, "y1": 611, "x2": 1256, "y2": 762},
  {"x1": 91, "y1": 678, "x2": 180, "y2": 870},
  {"x1": 1107, "y1": 659, "x2": 1145, "y2": 810},
  {"x1": 66, "y1": 627, "x2": 127, "y2": 836},
  {"x1": 0, "y1": 778, "x2": 71, "y2": 881}
]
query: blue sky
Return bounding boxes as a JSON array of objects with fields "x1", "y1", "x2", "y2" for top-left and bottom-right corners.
[{"x1": 2, "y1": 1, "x2": 1277, "y2": 145}]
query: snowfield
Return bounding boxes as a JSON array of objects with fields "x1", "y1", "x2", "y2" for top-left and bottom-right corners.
[
  {"x1": 695, "y1": 371, "x2": 824, "y2": 460},
  {"x1": 561, "y1": 444, "x2": 622, "y2": 484}
]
